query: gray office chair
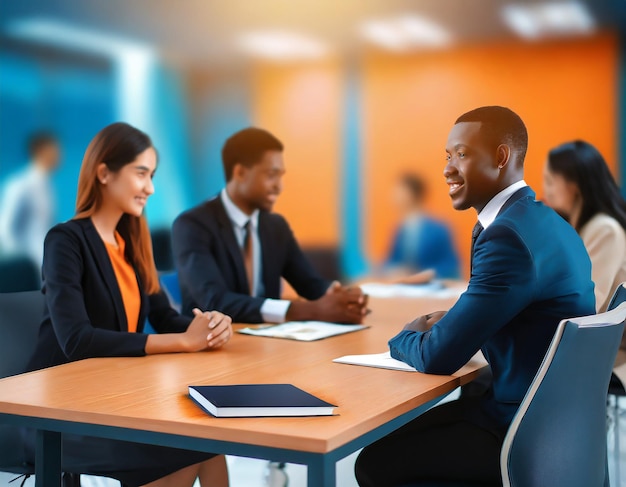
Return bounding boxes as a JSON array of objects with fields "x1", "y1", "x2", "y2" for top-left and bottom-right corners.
[
  {"x1": 606, "y1": 282, "x2": 626, "y2": 484},
  {"x1": 0, "y1": 290, "x2": 81, "y2": 487},
  {"x1": 0, "y1": 290, "x2": 44, "y2": 478},
  {"x1": 500, "y1": 302, "x2": 626, "y2": 487},
  {"x1": 0, "y1": 257, "x2": 40, "y2": 292}
]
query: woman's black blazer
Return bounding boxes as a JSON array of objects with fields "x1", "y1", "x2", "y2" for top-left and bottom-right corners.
[{"x1": 27, "y1": 218, "x2": 190, "y2": 371}]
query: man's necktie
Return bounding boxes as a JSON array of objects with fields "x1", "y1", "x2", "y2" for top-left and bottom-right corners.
[
  {"x1": 470, "y1": 220, "x2": 484, "y2": 271},
  {"x1": 242, "y1": 220, "x2": 254, "y2": 296}
]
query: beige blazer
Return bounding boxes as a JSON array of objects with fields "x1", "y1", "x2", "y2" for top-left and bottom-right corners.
[{"x1": 580, "y1": 213, "x2": 626, "y2": 369}]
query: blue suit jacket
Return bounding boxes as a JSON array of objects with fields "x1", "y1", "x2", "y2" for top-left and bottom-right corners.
[
  {"x1": 387, "y1": 216, "x2": 460, "y2": 278},
  {"x1": 389, "y1": 187, "x2": 595, "y2": 428},
  {"x1": 26, "y1": 218, "x2": 190, "y2": 372},
  {"x1": 172, "y1": 196, "x2": 330, "y2": 323}
]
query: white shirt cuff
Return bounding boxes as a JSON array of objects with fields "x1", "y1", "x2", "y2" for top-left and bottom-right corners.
[{"x1": 260, "y1": 298, "x2": 291, "y2": 323}]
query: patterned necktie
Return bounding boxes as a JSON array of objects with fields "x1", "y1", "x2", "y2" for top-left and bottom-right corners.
[
  {"x1": 242, "y1": 220, "x2": 254, "y2": 296},
  {"x1": 470, "y1": 221, "x2": 484, "y2": 271}
]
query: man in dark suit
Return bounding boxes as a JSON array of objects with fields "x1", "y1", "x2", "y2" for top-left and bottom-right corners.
[
  {"x1": 355, "y1": 106, "x2": 595, "y2": 486},
  {"x1": 172, "y1": 127, "x2": 367, "y2": 324}
]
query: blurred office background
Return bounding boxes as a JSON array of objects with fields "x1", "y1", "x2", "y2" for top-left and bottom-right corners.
[
  {"x1": 1, "y1": 0, "x2": 625, "y2": 281},
  {"x1": 2, "y1": 2, "x2": 626, "y2": 486}
]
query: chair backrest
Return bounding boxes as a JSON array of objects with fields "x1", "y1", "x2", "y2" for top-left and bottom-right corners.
[
  {"x1": 608, "y1": 281, "x2": 626, "y2": 364},
  {"x1": 501, "y1": 302, "x2": 626, "y2": 487},
  {"x1": 302, "y1": 246, "x2": 342, "y2": 282},
  {"x1": 608, "y1": 281, "x2": 626, "y2": 311},
  {"x1": 0, "y1": 290, "x2": 44, "y2": 378},
  {"x1": 159, "y1": 271, "x2": 181, "y2": 312},
  {"x1": 0, "y1": 290, "x2": 44, "y2": 472},
  {"x1": 151, "y1": 227, "x2": 174, "y2": 272},
  {"x1": 0, "y1": 257, "x2": 40, "y2": 293}
]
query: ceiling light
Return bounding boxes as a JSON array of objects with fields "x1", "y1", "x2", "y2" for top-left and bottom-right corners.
[
  {"x1": 502, "y1": 2, "x2": 595, "y2": 39},
  {"x1": 360, "y1": 15, "x2": 452, "y2": 51},
  {"x1": 237, "y1": 31, "x2": 328, "y2": 61},
  {"x1": 6, "y1": 18, "x2": 152, "y2": 57}
]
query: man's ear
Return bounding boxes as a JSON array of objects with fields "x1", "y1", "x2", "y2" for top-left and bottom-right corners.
[
  {"x1": 232, "y1": 162, "x2": 248, "y2": 181},
  {"x1": 496, "y1": 144, "x2": 511, "y2": 170}
]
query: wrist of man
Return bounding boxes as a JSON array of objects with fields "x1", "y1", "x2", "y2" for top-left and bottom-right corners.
[{"x1": 286, "y1": 299, "x2": 320, "y2": 321}]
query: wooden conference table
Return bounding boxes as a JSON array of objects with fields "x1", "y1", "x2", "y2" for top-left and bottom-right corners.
[{"x1": 0, "y1": 285, "x2": 485, "y2": 487}]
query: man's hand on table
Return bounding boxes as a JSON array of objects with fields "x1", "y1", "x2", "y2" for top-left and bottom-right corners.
[{"x1": 402, "y1": 310, "x2": 447, "y2": 332}]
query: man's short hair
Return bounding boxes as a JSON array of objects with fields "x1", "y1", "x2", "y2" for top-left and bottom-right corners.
[
  {"x1": 27, "y1": 132, "x2": 58, "y2": 158},
  {"x1": 221, "y1": 127, "x2": 283, "y2": 181},
  {"x1": 455, "y1": 106, "x2": 528, "y2": 164}
]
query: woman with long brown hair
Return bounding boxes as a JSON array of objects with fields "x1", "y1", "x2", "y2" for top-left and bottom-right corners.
[
  {"x1": 543, "y1": 140, "x2": 626, "y2": 313},
  {"x1": 23, "y1": 122, "x2": 232, "y2": 486}
]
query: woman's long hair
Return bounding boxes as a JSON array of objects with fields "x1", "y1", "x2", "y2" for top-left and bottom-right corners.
[
  {"x1": 75, "y1": 122, "x2": 160, "y2": 294},
  {"x1": 547, "y1": 140, "x2": 626, "y2": 233}
]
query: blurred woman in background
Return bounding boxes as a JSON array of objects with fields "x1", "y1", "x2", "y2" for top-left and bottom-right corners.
[
  {"x1": 23, "y1": 122, "x2": 232, "y2": 487},
  {"x1": 543, "y1": 140, "x2": 626, "y2": 313}
]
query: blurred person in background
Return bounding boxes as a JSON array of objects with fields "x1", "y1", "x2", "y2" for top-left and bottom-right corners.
[
  {"x1": 384, "y1": 173, "x2": 460, "y2": 281},
  {"x1": 543, "y1": 140, "x2": 626, "y2": 313},
  {"x1": 543, "y1": 140, "x2": 626, "y2": 390},
  {"x1": 23, "y1": 122, "x2": 231, "y2": 487},
  {"x1": 0, "y1": 132, "x2": 60, "y2": 266}
]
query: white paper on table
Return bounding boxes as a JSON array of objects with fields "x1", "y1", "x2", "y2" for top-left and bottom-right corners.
[
  {"x1": 238, "y1": 321, "x2": 367, "y2": 341},
  {"x1": 334, "y1": 350, "x2": 488, "y2": 373},
  {"x1": 333, "y1": 351, "x2": 417, "y2": 372},
  {"x1": 360, "y1": 282, "x2": 466, "y2": 299}
]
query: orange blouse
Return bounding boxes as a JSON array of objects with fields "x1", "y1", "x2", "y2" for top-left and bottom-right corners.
[{"x1": 104, "y1": 233, "x2": 141, "y2": 333}]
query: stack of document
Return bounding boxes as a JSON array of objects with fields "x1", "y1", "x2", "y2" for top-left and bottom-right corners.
[{"x1": 238, "y1": 321, "x2": 367, "y2": 341}]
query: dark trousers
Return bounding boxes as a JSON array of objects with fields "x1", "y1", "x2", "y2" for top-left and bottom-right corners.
[{"x1": 355, "y1": 396, "x2": 506, "y2": 487}]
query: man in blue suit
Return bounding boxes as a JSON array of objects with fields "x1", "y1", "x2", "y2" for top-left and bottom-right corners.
[{"x1": 355, "y1": 106, "x2": 595, "y2": 486}]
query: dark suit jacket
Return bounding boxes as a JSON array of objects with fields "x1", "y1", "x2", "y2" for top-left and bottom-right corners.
[
  {"x1": 27, "y1": 218, "x2": 190, "y2": 372},
  {"x1": 389, "y1": 187, "x2": 595, "y2": 428},
  {"x1": 172, "y1": 196, "x2": 331, "y2": 322}
]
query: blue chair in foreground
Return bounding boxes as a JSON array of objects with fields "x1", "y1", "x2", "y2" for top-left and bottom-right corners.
[
  {"x1": 606, "y1": 282, "x2": 626, "y2": 484},
  {"x1": 500, "y1": 302, "x2": 626, "y2": 487}
]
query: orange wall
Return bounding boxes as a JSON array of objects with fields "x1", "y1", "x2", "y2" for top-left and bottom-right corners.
[
  {"x1": 249, "y1": 35, "x2": 618, "y2": 277},
  {"x1": 251, "y1": 60, "x2": 342, "y2": 247},
  {"x1": 362, "y1": 34, "x2": 618, "y2": 276}
]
